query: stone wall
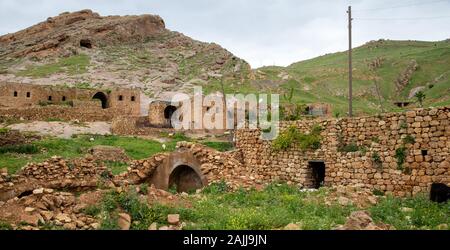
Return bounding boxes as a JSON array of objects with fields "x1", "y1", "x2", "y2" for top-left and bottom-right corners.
[
  {"x1": 0, "y1": 82, "x2": 141, "y2": 116},
  {"x1": 235, "y1": 106, "x2": 450, "y2": 196},
  {"x1": 0, "y1": 105, "x2": 116, "y2": 122}
]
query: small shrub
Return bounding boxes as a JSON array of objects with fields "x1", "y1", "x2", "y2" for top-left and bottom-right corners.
[
  {"x1": 372, "y1": 189, "x2": 385, "y2": 196},
  {"x1": 339, "y1": 143, "x2": 359, "y2": 153},
  {"x1": 140, "y1": 184, "x2": 149, "y2": 195},
  {"x1": 0, "y1": 221, "x2": 12, "y2": 230},
  {"x1": 0, "y1": 127, "x2": 10, "y2": 134},
  {"x1": 273, "y1": 125, "x2": 322, "y2": 151},
  {"x1": 371, "y1": 137, "x2": 380, "y2": 143},
  {"x1": 0, "y1": 144, "x2": 39, "y2": 154},
  {"x1": 395, "y1": 146, "x2": 407, "y2": 170},
  {"x1": 203, "y1": 180, "x2": 229, "y2": 194},
  {"x1": 100, "y1": 212, "x2": 119, "y2": 230},
  {"x1": 83, "y1": 205, "x2": 101, "y2": 216},
  {"x1": 403, "y1": 135, "x2": 415, "y2": 144},
  {"x1": 399, "y1": 121, "x2": 408, "y2": 129},
  {"x1": 272, "y1": 126, "x2": 301, "y2": 151},
  {"x1": 372, "y1": 152, "x2": 382, "y2": 168}
]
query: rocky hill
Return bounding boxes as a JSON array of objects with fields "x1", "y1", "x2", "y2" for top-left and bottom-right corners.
[
  {"x1": 0, "y1": 10, "x2": 252, "y2": 97},
  {"x1": 252, "y1": 39, "x2": 450, "y2": 116}
]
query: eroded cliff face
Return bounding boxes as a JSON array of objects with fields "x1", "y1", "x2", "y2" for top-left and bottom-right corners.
[
  {"x1": 0, "y1": 9, "x2": 166, "y2": 58},
  {"x1": 0, "y1": 10, "x2": 252, "y2": 98}
]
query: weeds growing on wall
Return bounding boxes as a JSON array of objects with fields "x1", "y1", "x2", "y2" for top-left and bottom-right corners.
[
  {"x1": 395, "y1": 146, "x2": 407, "y2": 171},
  {"x1": 272, "y1": 125, "x2": 322, "y2": 151},
  {"x1": 403, "y1": 135, "x2": 416, "y2": 144},
  {"x1": 372, "y1": 152, "x2": 383, "y2": 169}
]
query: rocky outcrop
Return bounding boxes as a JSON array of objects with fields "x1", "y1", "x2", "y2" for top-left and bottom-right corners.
[
  {"x1": 0, "y1": 10, "x2": 252, "y2": 94},
  {"x1": 0, "y1": 9, "x2": 165, "y2": 59},
  {"x1": 396, "y1": 60, "x2": 419, "y2": 92}
]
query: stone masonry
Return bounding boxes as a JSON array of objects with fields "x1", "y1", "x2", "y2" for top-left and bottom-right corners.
[{"x1": 235, "y1": 106, "x2": 450, "y2": 197}]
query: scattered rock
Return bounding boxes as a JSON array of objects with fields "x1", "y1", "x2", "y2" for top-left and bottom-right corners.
[
  {"x1": 55, "y1": 213, "x2": 72, "y2": 223},
  {"x1": 117, "y1": 213, "x2": 131, "y2": 230},
  {"x1": 401, "y1": 207, "x2": 414, "y2": 213},
  {"x1": 284, "y1": 223, "x2": 301, "y2": 230},
  {"x1": 33, "y1": 188, "x2": 44, "y2": 195},
  {"x1": 336, "y1": 211, "x2": 391, "y2": 230},
  {"x1": 167, "y1": 214, "x2": 180, "y2": 225},
  {"x1": 338, "y1": 196, "x2": 352, "y2": 206},
  {"x1": 63, "y1": 222, "x2": 77, "y2": 230},
  {"x1": 148, "y1": 222, "x2": 158, "y2": 230},
  {"x1": 20, "y1": 213, "x2": 40, "y2": 226},
  {"x1": 24, "y1": 207, "x2": 35, "y2": 213}
]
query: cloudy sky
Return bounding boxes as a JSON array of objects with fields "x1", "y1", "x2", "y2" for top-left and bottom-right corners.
[{"x1": 1, "y1": 0, "x2": 449, "y2": 68}]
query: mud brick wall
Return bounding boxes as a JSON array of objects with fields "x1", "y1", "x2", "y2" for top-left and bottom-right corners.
[{"x1": 235, "y1": 106, "x2": 450, "y2": 197}]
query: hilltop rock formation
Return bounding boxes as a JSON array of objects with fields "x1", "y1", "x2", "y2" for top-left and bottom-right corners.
[
  {"x1": 0, "y1": 10, "x2": 252, "y2": 97},
  {"x1": 0, "y1": 9, "x2": 165, "y2": 59}
]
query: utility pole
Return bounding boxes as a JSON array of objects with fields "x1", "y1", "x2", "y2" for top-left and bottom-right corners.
[{"x1": 347, "y1": 5, "x2": 353, "y2": 117}]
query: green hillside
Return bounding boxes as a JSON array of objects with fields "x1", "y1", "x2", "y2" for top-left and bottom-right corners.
[{"x1": 252, "y1": 39, "x2": 450, "y2": 116}]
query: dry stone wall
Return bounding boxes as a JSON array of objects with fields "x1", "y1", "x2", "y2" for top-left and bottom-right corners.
[
  {"x1": 0, "y1": 105, "x2": 116, "y2": 122},
  {"x1": 235, "y1": 106, "x2": 450, "y2": 196}
]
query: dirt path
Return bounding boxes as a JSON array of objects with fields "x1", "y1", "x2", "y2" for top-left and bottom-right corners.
[{"x1": 7, "y1": 121, "x2": 111, "y2": 138}]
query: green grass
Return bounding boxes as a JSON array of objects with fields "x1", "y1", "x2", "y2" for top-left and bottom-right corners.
[
  {"x1": 201, "y1": 141, "x2": 234, "y2": 152},
  {"x1": 95, "y1": 182, "x2": 448, "y2": 230},
  {"x1": 0, "y1": 144, "x2": 40, "y2": 154},
  {"x1": 17, "y1": 54, "x2": 90, "y2": 78},
  {"x1": 255, "y1": 40, "x2": 450, "y2": 115},
  {"x1": 103, "y1": 161, "x2": 129, "y2": 175},
  {"x1": 94, "y1": 183, "x2": 449, "y2": 230},
  {"x1": 0, "y1": 135, "x2": 173, "y2": 174},
  {"x1": 370, "y1": 194, "x2": 450, "y2": 230}
]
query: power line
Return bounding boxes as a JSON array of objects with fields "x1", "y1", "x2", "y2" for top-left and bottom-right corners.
[{"x1": 354, "y1": 0, "x2": 449, "y2": 12}]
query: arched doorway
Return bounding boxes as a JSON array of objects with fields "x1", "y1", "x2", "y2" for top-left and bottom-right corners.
[
  {"x1": 164, "y1": 105, "x2": 178, "y2": 128},
  {"x1": 168, "y1": 165, "x2": 203, "y2": 193},
  {"x1": 92, "y1": 92, "x2": 108, "y2": 109}
]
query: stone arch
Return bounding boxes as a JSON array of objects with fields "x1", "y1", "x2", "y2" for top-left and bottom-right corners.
[
  {"x1": 149, "y1": 150, "x2": 207, "y2": 192},
  {"x1": 168, "y1": 165, "x2": 203, "y2": 193},
  {"x1": 92, "y1": 92, "x2": 108, "y2": 109}
]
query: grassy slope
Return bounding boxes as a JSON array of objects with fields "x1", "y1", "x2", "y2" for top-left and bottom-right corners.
[{"x1": 257, "y1": 40, "x2": 450, "y2": 116}]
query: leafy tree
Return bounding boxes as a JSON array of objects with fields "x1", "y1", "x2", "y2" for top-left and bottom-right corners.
[{"x1": 414, "y1": 91, "x2": 426, "y2": 108}]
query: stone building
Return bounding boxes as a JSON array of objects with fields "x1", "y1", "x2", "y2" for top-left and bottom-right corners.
[{"x1": 0, "y1": 82, "x2": 141, "y2": 118}]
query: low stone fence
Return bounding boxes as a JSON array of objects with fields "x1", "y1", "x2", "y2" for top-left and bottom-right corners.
[{"x1": 0, "y1": 106, "x2": 137, "y2": 122}]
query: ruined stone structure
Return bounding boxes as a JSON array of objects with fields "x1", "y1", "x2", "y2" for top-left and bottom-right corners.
[
  {"x1": 0, "y1": 82, "x2": 141, "y2": 121},
  {"x1": 235, "y1": 106, "x2": 450, "y2": 196}
]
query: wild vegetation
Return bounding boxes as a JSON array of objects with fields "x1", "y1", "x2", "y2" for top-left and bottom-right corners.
[
  {"x1": 254, "y1": 40, "x2": 450, "y2": 116},
  {"x1": 83, "y1": 183, "x2": 450, "y2": 230},
  {"x1": 0, "y1": 133, "x2": 234, "y2": 174}
]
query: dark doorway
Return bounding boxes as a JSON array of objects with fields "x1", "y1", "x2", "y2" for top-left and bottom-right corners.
[
  {"x1": 79, "y1": 39, "x2": 92, "y2": 48},
  {"x1": 430, "y1": 183, "x2": 449, "y2": 203},
  {"x1": 168, "y1": 165, "x2": 203, "y2": 193},
  {"x1": 164, "y1": 105, "x2": 178, "y2": 128},
  {"x1": 308, "y1": 161, "x2": 325, "y2": 189},
  {"x1": 92, "y1": 92, "x2": 108, "y2": 109}
]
